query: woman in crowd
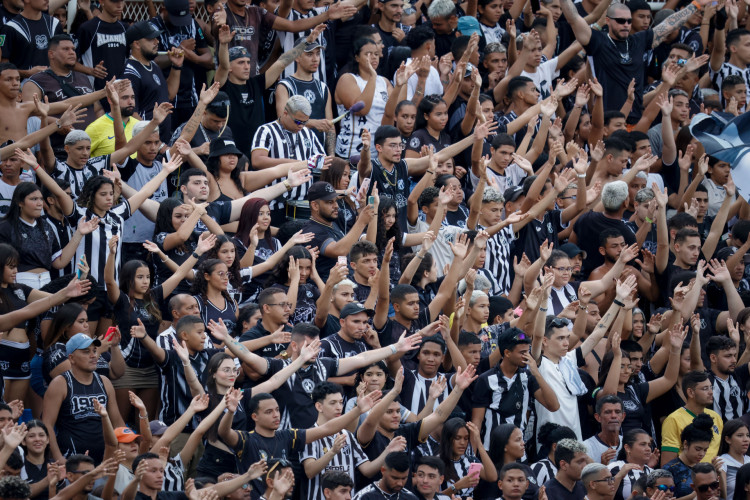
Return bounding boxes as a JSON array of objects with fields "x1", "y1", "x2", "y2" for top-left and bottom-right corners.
[
  {"x1": 608, "y1": 429, "x2": 655, "y2": 500},
  {"x1": 530, "y1": 423, "x2": 578, "y2": 487},
  {"x1": 663, "y1": 414, "x2": 716, "y2": 498},
  {"x1": 405, "y1": 96, "x2": 452, "y2": 158},
  {"x1": 320, "y1": 159, "x2": 359, "y2": 233},
  {"x1": 438, "y1": 417, "x2": 496, "y2": 498},
  {"x1": 266, "y1": 246, "x2": 323, "y2": 325},
  {"x1": 720, "y1": 419, "x2": 750, "y2": 500},
  {"x1": 21, "y1": 420, "x2": 54, "y2": 500},
  {"x1": 483, "y1": 424, "x2": 538, "y2": 500},
  {"x1": 191, "y1": 258, "x2": 238, "y2": 344}
]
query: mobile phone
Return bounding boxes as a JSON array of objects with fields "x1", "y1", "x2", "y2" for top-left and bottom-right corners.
[
  {"x1": 358, "y1": 178, "x2": 371, "y2": 199},
  {"x1": 338, "y1": 256, "x2": 348, "y2": 266},
  {"x1": 467, "y1": 463, "x2": 483, "y2": 478},
  {"x1": 76, "y1": 256, "x2": 85, "y2": 279},
  {"x1": 530, "y1": 0, "x2": 540, "y2": 12},
  {"x1": 105, "y1": 326, "x2": 117, "y2": 341},
  {"x1": 368, "y1": 196, "x2": 375, "y2": 206}
]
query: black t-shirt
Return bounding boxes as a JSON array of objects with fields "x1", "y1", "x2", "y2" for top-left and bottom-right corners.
[
  {"x1": 0, "y1": 219, "x2": 62, "y2": 272},
  {"x1": 367, "y1": 158, "x2": 410, "y2": 231},
  {"x1": 573, "y1": 211, "x2": 637, "y2": 276},
  {"x1": 302, "y1": 218, "x2": 345, "y2": 281},
  {"x1": 222, "y1": 74, "x2": 266, "y2": 159},
  {"x1": 1, "y1": 14, "x2": 62, "y2": 69},
  {"x1": 76, "y1": 17, "x2": 129, "y2": 91},
  {"x1": 123, "y1": 58, "x2": 172, "y2": 142},
  {"x1": 405, "y1": 128, "x2": 452, "y2": 155},
  {"x1": 361, "y1": 420, "x2": 424, "y2": 461},
  {"x1": 239, "y1": 318, "x2": 291, "y2": 358},
  {"x1": 234, "y1": 428, "x2": 307, "y2": 493},
  {"x1": 583, "y1": 28, "x2": 654, "y2": 122},
  {"x1": 114, "y1": 285, "x2": 165, "y2": 368},
  {"x1": 514, "y1": 210, "x2": 565, "y2": 263}
]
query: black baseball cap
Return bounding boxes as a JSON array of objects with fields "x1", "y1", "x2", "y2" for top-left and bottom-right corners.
[
  {"x1": 308, "y1": 181, "x2": 338, "y2": 201},
  {"x1": 164, "y1": 0, "x2": 192, "y2": 26},
  {"x1": 206, "y1": 91, "x2": 230, "y2": 118},
  {"x1": 209, "y1": 138, "x2": 242, "y2": 158},
  {"x1": 503, "y1": 185, "x2": 523, "y2": 202},
  {"x1": 126, "y1": 21, "x2": 162, "y2": 46},
  {"x1": 559, "y1": 242, "x2": 587, "y2": 260},
  {"x1": 496, "y1": 327, "x2": 530, "y2": 354},
  {"x1": 340, "y1": 303, "x2": 375, "y2": 319}
]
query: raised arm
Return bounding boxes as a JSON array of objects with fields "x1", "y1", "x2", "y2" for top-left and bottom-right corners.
[
  {"x1": 652, "y1": 1, "x2": 709, "y2": 48},
  {"x1": 560, "y1": 0, "x2": 592, "y2": 45}
]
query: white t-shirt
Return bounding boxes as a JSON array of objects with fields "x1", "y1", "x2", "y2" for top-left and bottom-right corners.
[
  {"x1": 521, "y1": 58, "x2": 560, "y2": 100},
  {"x1": 720, "y1": 453, "x2": 750, "y2": 500},
  {"x1": 404, "y1": 61, "x2": 443, "y2": 100},
  {"x1": 536, "y1": 350, "x2": 582, "y2": 440},
  {"x1": 408, "y1": 218, "x2": 466, "y2": 277},
  {"x1": 469, "y1": 163, "x2": 527, "y2": 193},
  {"x1": 583, "y1": 433, "x2": 622, "y2": 465}
]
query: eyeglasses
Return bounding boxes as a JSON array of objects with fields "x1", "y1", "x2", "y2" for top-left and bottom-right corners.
[
  {"x1": 592, "y1": 477, "x2": 615, "y2": 485},
  {"x1": 610, "y1": 17, "x2": 632, "y2": 24},
  {"x1": 552, "y1": 266, "x2": 574, "y2": 273},
  {"x1": 213, "y1": 271, "x2": 229, "y2": 278},
  {"x1": 268, "y1": 302, "x2": 293, "y2": 309},
  {"x1": 657, "y1": 485, "x2": 676, "y2": 492},
  {"x1": 696, "y1": 481, "x2": 720, "y2": 493},
  {"x1": 220, "y1": 367, "x2": 240, "y2": 375},
  {"x1": 549, "y1": 317, "x2": 570, "y2": 328},
  {"x1": 386, "y1": 142, "x2": 405, "y2": 150}
]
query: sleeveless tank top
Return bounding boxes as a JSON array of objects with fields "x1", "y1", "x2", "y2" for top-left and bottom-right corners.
[
  {"x1": 335, "y1": 73, "x2": 388, "y2": 159},
  {"x1": 56, "y1": 371, "x2": 108, "y2": 461},
  {"x1": 279, "y1": 76, "x2": 329, "y2": 146}
]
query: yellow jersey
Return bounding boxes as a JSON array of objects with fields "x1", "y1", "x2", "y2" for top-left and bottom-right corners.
[
  {"x1": 85, "y1": 114, "x2": 140, "y2": 158},
  {"x1": 661, "y1": 407, "x2": 723, "y2": 462}
]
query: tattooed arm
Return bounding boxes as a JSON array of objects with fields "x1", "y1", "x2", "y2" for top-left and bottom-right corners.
[
  {"x1": 560, "y1": 0, "x2": 592, "y2": 45},
  {"x1": 652, "y1": 2, "x2": 706, "y2": 48},
  {"x1": 264, "y1": 24, "x2": 327, "y2": 89}
]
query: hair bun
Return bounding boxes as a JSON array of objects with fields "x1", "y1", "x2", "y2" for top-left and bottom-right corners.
[{"x1": 693, "y1": 413, "x2": 714, "y2": 431}]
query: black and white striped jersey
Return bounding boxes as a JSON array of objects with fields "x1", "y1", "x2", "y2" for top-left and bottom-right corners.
[{"x1": 300, "y1": 428, "x2": 369, "y2": 500}]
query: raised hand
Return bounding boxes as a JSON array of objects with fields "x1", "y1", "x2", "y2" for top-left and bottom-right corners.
[
  {"x1": 190, "y1": 394, "x2": 210, "y2": 413},
  {"x1": 357, "y1": 389, "x2": 382, "y2": 412},
  {"x1": 152, "y1": 102, "x2": 174, "y2": 125},
  {"x1": 172, "y1": 338, "x2": 191, "y2": 364},
  {"x1": 14, "y1": 148, "x2": 37, "y2": 168},
  {"x1": 129, "y1": 390, "x2": 147, "y2": 416},
  {"x1": 196, "y1": 232, "x2": 217, "y2": 255},
  {"x1": 77, "y1": 216, "x2": 101, "y2": 236},
  {"x1": 207, "y1": 318, "x2": 230, "y2": 342},
  {"x1": 454, "y1": 364, "x2": 477, "y2": 389}
]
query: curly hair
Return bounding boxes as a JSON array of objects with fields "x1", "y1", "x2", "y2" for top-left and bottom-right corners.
[
  {"x1": 77, "y1": 176, "x2": 115, "y2": 211},
  {"x1": 265, "y1": 245, "x2": 312, "y2": 287},
  {"x1": 191, "y1": 259, "x2": 234, "y2": 308},
  {"x1": 204, "y1": 235, "x2": 242, "y2": 290},
  {"x1": 0, "y1": 476, "x2": 31, "y2": 499}
]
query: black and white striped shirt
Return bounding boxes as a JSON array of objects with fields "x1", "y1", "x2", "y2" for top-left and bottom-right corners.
[
  {"x1": 319, "y1": 333, "x2": 368, "y2": 362},
  {"x1": 52, "y1": 156, "x2": 111, "y2": 201},
  {"x1": 530, "y1": 458, "x2": 556, "y2": 488},
  {"x1": 64, "y1": 201, "x2": 131, "y2": 284},
  {"x1": 400, "y1": 369, "x2": 450, "y2": 415},
  {"x1": 471, "y1": 366, "x2": 540, "y2": 449},
  {"x1": 42, "y1": 215, "x2": 75, "y2": 280},
  {"x1": 709, "y1": 368, "x2": 749, "y2": 422},
  {"x1": 353, "y1": 482, "x2": 419, "y2": 500},
  {"x1": 299, "y1": 428, "x2": 369, "y2": 500},
  {"x1": 478, "y1": 224, "x2": 514, "y2": 295},
  {"x1": 710, "y1": 62, "x2": 750, "y2": 106},
  {"x1": 278, "y1": 9, "x2": 329, "y2": 83},
  {"x1": 250, "y1": 120, "x2": 323, "y2": 210},
  {"x1": 445, "y1": 454, "x2": 480, "y2": 497}
]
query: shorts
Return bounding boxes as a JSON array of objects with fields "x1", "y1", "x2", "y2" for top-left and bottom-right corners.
[
  {"x1": 30, "y1": 354, "x2": 46, "y2": 396},
  {"x1": 110, "y1": 364, "x2": 159, "y2": 389},
  {"x1": 16, "y1": 271, "x2": 51, "y2": 289},
  {"x1": 87, "y1": 288, "x2": 113, "y2": 322},
  {"x1": 196, "y1": 443, "x2": 239, "y2": 480},
  {"x1": 0, "y1": 339, "x2": 31, "y2": 380}
]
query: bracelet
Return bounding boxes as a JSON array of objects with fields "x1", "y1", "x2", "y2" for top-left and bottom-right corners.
[
  {"x1": 55, "y1": 120, "x2": 61, "y2": 129},
  {"x1": 645, "y1": 216, "x2": 654, "y2": 224},
  {"x1": 613, "y1": 298, "x2": 625, "y2": 307},
  {"x1": 283, "y1": 180, "x2": 292, "y2": 192},
  {"x1": 539, "y1": 307, "x2": 548, "y2": 312},
  {"x1": 577, "y1": 173, "x2": 586, "y2": 178},
  {"x1": 172, "y1": 64, "x2": 183, "y2": 70},
  {"x1": 390, "y1": 344, "x2": 397, "y2": 355},
  {"x1": 416, "y1": 254, "x2": 425, "y2": 259},
  {"x1": 415, "y1": 90, "x2": 424, "y2": 96},
  {"x1": 33, "y1": 164, "x2": 40, "y2": 171},
  {"x1": 579, "y1": 304, "x2": 588, "y2": 311},
  {"x1": 691, "y1": 0, "x2": 702, "y2": 9},
  {"x1": 427, "y1": 170, "x2": 435, "y2": 175},
  {"x1": 191, "y1": 251, "x2": 200, "y2": 259},
  {"x1": 139, "y1": 414, "x2": 148, "y2": 420}
]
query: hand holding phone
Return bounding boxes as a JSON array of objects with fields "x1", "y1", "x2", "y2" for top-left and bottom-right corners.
[
  {"x1": 338, "y1": 256, "x2": 348, "y2": 267},
  {"x1": 467, "y1": 463, "x2": 483, "y2": 478}
]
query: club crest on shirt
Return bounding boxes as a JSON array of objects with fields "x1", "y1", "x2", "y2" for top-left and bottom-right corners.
[
  {"x1": 153, "y1": 74, "x2": 161, "y2": 85},
  {"x1": 409, "y1": 137, "x2": 419, "y2": 149},
  {"x1": 547, "y1": 222, "x2": 554, "y2": 233},
  {"x1": 397, "y1": 179, "x2": 404, "y2": 191},
  {"x1": 0, "y1": 35, "x2": 5, "y2": 47},
  {"x1": 258, "y1": 450, "x2": 269, "y2": 461},
  {"x1": 302, "y1": 378, "x2": 315, "y2": 394},
  {"x1": 304, "y1": 138, "x2": 311, "y2": 149},
  {"x1": 303, "y1": 89, "x2": 316, "y2": 103},
  {"x1": 35, "y1": 34, "x2": 48, "y2": 50}
]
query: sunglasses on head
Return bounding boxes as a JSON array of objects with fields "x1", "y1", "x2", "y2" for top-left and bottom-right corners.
[
  {"x1": 513, "y1": 332, "x2": 528, "y2": 341},
  {"x1": 549, "y1": 317, "x2": 570, "y2": 328},
  {"x1": 610, "y1": 17, "x2": 632, "y2": 24},
  {"x1": 696, "y1": 481, "x2": 720, "y2": 493}
]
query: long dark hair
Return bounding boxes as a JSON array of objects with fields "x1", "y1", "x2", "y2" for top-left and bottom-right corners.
[
  {"x1": 488, "y1": 424, "x2": 518, "y2": 468},
  {"x1": 207, "y1": 154, "x2": 244, "y2": 195},
  {"x1": 342, "y1": 37, "x2": 378, "y2": 76},
  {"x1": 352, "y1": 361, "x2": 391, "y2": 390},
  {"x1": 0, "y1": 243, "x2": 20, "y2": 315},
  {"x1": 734, "y1": 463, "x2": 750, "y2": 500},
  {"x1": 234, "y1": 198, "x2": 273, "y2": 250},
  {"x1": 120, "y1": 260, "x2": 162, "y2": 322},
  {"x1": 3, "y1": 182, "x2": 50, "y2": 248},
  {"x1": 191, "y1": 259, "x2": 234, "y2": 306},
  {"x1": 153, "y1": 198, "x2": 190, "y2": 254},
  {"x1": 415, "y1": 94, "x2": 447, "y2": 131},
  {"x1": 23, "y1": 420, "x2": 51, "y2": 461},
  {"x1": 265, "y1": 245, "x2": 312, "y2": 287},
  {"x1": 204, "y1": 235, "x2": 242, "y2": 289},
  {"x1": 205, "y1": 352, "x2": 235, "y2": 442},
  {"x1": 77, "y1": 176, "x2": 115, "y2": 211},
  {"x1": 597, "y1": 350, "x2": 631, "y2": 389},
  {"x1": 45, "y1": 303, "x2": 86, "y2": 349},
  {"x1": 617, "y1": 429, "x2": 650, "y2": 461},
  {"x1": 319, "y1": 158, "x2": 350, "y2": 192},
  {"x1": 718, "y1": 419, "x2": 748, "y2": 456},
  {"x1": 402, "y1": 252, "x2": 434, "y2": 288},
  {"x1": 376, "y1": 197, "x2": 402, "y2": 254},
  {"x1": 439, "y1": 417, "x2": 469, "y2": 482}
]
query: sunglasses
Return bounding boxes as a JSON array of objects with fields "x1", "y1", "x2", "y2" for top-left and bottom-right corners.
[
  {"x1": 610, "y1": 17, "x2": 632, "y2": 24},
  {"x1": 696, "y1": 481, "x2": 720, "y2": 493},
  {"x1": 513, "y1": 332, "x2": 528, "y2": 341},
  {"x1": 657, "y1": 485, "x2": 676, "y2": 492},
  {"x1": 292, "y1": 118, "x2": 309, "y2": 126}
]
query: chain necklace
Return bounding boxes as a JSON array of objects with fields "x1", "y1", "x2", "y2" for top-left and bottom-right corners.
[{"x1": 606, "y1": 33, "x2": 631, "y2": 64}]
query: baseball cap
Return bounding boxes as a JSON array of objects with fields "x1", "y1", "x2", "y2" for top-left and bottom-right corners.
[
  {"x1": 209, "y1": 138, "x2": 242, "y2": 158},
  {"x1": 126, "y1": 21, "x2": 163, "y2": 46},
  {"x1": 228, "y1": 46, "x2": 250, "y2": 62},
  {"x1": 206, "y1": 91, "x2": 230, "y2": 118},
  {"x1": 496, "y1": 327, "x2": 530, "y2": 354},
  {"x1": 149, "y1": 420, "x2": 169, "y2": 437},
  {"x1": 340, "y1": 302, "x2": 375, "y2": 319},
  {"x1": 65, "y1": 333, "x2": 101, "y2": 356},
  {"x1": 559, "y1": 242, "x2": 587, "y2": 260},
  {"x1": 293, "y1": 36, "x2": 322, "y2": 52},
  {"x1": 503, "y1": 185, "x2": 524, "y2": 202},
  {"x1": 457, "y1": 16, "x2": 482, "y2": 37},
  {"x1": 164, "y1": 0, "x2": 192, "y2": 26},
  {"x1": 114, "y1": 427, "x2": 142, "y2": 443},
  {"x1": 308, "y1": 181, "x2": 338, "y2": 201}
]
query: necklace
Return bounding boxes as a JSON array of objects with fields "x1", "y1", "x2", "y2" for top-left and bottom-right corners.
[
  {"x1": 606, "y1": 33, "x2": 631, "y2": 64},
  {"x1": 381, "y1": 162, "x2": 397, "y2": 187}
]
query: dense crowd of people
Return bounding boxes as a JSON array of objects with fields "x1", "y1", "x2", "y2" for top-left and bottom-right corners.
[{"x1": 1, "y1": 0, "x2": 750, "y2": 499}]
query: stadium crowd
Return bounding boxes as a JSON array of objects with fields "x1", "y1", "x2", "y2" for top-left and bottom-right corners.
[{"x1": 2, "y1": 0, "x2": 750, "y2": 499}]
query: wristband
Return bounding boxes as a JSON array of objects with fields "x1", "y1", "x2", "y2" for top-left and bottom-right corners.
[
  {"x1": 715, "y1": 8, "x2": 727, "y2": 30},
  {"x1": 577, "y1": 173, "x2": 586, "y2": 178},
  {"x1": 613, "y1": 298, "x2": 625, "y2": 307},
  {"x1": 390, "y1": 344, "x2": 397, "y2": 355},
  {"x1": 172, "y1": 64, "x2": 183, "y2": 70},
  {"x1": 645, "y1": 216, "x2": 654, "y2": 224},
  {"x1": 191, "y1": 251, "x2": 200, "y2": 259},
  {"x1": 416, "y1": 254, "x2": 425, "y2": 259},
  {"x1": 283, "y1": 179, "x2": 293, "y2": 192},
  {"x1": 139, "y1": 414, "x2": 148, "y2": 419},
  {"x1": 539, "y1": 307, "x2": 548, "y2": 312},
  {"x1": 33, "y1": 164, "x2": 40, "y2": 171},
  {"x1": 691, "y1": 0, "x2": 702, "y2": 9}
]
